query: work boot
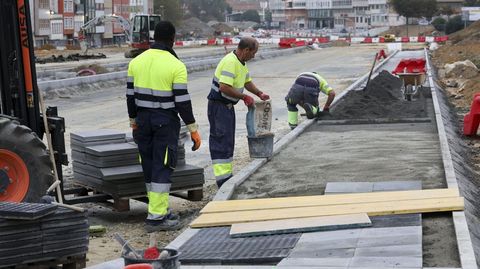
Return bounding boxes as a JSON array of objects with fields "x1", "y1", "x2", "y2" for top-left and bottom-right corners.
[
  {"x1": 145, "y1": 218, "x2": 181, "y2": 232},
  {"x1": 288, "y1": 123, "x2": 298, "y2": 130},
  {"x1": 303, "y1": 103, "x2": 317, "y2": 119},
  {"x1": 216, "y1": 177, "x2": 231, "y2": 188},
  {"x1": 166, "y1": 209, "x2": 179, "y2": 221}
]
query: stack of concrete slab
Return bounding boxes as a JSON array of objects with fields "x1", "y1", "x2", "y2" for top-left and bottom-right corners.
[
  {"x1": 71, "y1": 129, "x2": 204, "y2": 198},
  {"x1": 0, "y1": 203, "x2": 88, "y2": 267}
]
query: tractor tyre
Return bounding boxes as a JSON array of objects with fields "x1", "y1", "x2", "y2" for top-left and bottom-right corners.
[{"x1": 0, "y1": 118, "x2": 53, "y2": 202}]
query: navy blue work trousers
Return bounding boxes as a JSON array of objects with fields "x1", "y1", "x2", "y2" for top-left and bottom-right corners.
[
  {"x1": 208, "y1": 100, "x2": 235, "y2": 166},
  {"x1": 135, "y1": 109, "x2": 180, "y2": 188}
]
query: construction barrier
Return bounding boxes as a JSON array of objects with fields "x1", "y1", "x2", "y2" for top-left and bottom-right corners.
[
  {"x1": 464, "y1": 93, "x2": 480, "y2": 136},
  {"x1": 172, "y1": 35, "x2": 449, "y2": 48}
]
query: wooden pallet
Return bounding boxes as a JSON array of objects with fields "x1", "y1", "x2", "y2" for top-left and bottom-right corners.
[{"x1": 9, "y1": 254, "x2": 86, "y2": 269}]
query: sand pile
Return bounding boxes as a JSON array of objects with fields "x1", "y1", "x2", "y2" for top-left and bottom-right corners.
[{"x1": 324, "y1": 70, "x2": 428, "y2": 119}]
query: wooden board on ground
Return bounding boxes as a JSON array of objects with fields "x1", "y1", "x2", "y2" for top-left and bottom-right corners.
[
  {"x1": 229, "y1": 213, "x2": 372, "y2": 238},
  {"x1": 201, "y1": 188, "x2": 459, "y2": 214},
  {"x1": 191, "y1": 197, "x2": 464, "y2": 228}
]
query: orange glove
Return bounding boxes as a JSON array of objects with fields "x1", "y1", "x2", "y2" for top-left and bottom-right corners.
[
  {"x1": 130, "y1": 118, "x2": 138, "y2": 144},
  {"x1": 190, "y1": 131, "x2": 201, "y2": 151},
  {"x1": 243, "y1": 95, "x2": 255, "y2": 107}
]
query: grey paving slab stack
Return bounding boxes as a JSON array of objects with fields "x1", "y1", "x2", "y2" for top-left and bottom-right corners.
[
  {"x1": 71, "y1": 128, "x2": 204, "y2": 198},
  {"x1": 0, "y1": 204, "x2": 88, "y2": 268},
  {"x1": 277, "y1": 181, "x2": 423, "y2": 268}
]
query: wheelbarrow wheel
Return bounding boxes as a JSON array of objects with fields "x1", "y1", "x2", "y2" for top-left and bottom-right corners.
[{"x1": 405, "y1": 85, "x2": 413, "y2": 101}]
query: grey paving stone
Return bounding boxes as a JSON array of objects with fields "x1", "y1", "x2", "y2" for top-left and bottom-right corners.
[
  {"x1": 296, "y1": 229, "x2": 362, "y2": 244},
  {"x1": 370, "y1": 214, "x2": 421, "y2": 228},
  {"x1": 85, "y1": 142, "x2": 139, "y2": 157},
  {"x1": 70, "y1": 129, "x2": 125, "y2": 142},
  {"x1": 277, "y1": 257, "x2": 351, "y2": 267},
  {"x1": 359, "y1": 226, "x2": 421, "y2": 238},
  {"x1": 288, "y1": 247, "x2": 355, "y2": 259},
  {"x1": 324, "y1": 182, "x2": 373, "y2": 194},
  {"x1": 348, "y1": 256, "x2": 422, "y2": 267},
  {"x1": 354, "y1": 244, "x2": 421, "y2": 257},
  {"x1": 357, "y1": 233, "x2": 421, "y2": 248},
  {"x1": 291, "y1": 238, "x2": 359, "y2": 251},
  {"x1": 71, "y1": 138, "x2": 126, "y2": 151},
  {"x1": 372, "y1": 181, "x2": 422, "y2": 192}
]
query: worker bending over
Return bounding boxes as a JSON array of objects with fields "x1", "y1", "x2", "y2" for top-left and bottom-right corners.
[
  {"x1": 126, "y1": 21, "x2": 201, "y2": 232},
  {"x1": 208, "y1": 37, "x2": 270, "y2": 188},
  {"x1": 286, "y1": 72, "x2": 336, "y2": 129}
]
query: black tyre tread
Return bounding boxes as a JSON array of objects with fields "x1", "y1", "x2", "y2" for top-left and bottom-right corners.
[{"x1": 0, "y1": 118, "x2": 53, "y2": 202}]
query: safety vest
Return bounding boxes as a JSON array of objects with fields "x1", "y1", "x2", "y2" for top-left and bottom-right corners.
[
  {"x1": 296, "y1": 72, "x2": 333, "y2": 95},
  {"x1": 208, "y1": 51, "x2": 252, "y2": 104},
  {"x1": 127, "y1": 49, "x2": 187, "y2": 111}
]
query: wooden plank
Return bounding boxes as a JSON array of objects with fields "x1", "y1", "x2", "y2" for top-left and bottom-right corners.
[
  {"x1": 229, "y1": 213, "x2": 372, "y2": 238},
  {"x1": 191, "y1": 197, "x2": 464, "y2": 228},
  {"x1": 201, "y1": 188, "x2": 460, "y2": 214}
]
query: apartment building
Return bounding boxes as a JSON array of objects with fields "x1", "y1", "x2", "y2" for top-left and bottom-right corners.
[
  {"x1": 269, "y1": 0, "x2": 286, "y2": 28},
  {"x1": 30, "y1": 0, "x2": 151, "y2": 47},
  {"x1": 284, "y1": 0, "x2": 308, "y2": 28}
]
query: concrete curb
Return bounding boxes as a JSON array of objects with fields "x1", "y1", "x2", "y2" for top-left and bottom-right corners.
[
  {"x1": 38, "y1": 46, "x2": 308, "y2": 92},
  {"x1": 425, "y1": 49, "x2": 477, "y2": 269}
]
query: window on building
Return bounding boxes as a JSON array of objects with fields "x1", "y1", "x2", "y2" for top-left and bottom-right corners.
[
  {"x1": 51, "y1": 21, "x2": 63, "y2": 34},
  {"x1": 64, "y1": 0, "x2": 73, "y2": 13},
  {"x1": 39, "y1": 0, "x2": 49, "y2": 9},
  {"x1": 39, "y1": 19, "x2": 50, "y2": 30},
  {"x1": 64, "y1": 17, "x2": 74, "y2": 29}
]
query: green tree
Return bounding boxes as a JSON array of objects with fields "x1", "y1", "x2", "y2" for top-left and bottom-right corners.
[
  {"x1": 465, "y1": 0, "x2": 480, "y2": 6},
  {"x1": 183, "y1": 0, "x2": 231, "y2": 22},
  {"x1": 390, "y1": 0, "x2": 437, "y2": 36},
  {"x1": 265, "y1": 9, "x2": 272, "y2": 28},
  {"x1": 153, "y1": 0, "x2": 182, "y2": 25},
  {"x1": 242, "y1": 9, "x2": 260, "y2": 23},
  {"x1": 445, "y1": 15, "x2": 464, "y2": 34},
  {"x1": 431, "y1": 17, "x2": 446, "y2": 31}
]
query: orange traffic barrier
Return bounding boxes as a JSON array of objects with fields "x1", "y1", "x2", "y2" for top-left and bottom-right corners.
[{"x1": 464, "y1": 93, "x2": 480, "y2": 136}]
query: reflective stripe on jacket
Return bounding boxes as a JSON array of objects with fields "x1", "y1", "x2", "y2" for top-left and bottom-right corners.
[
  {"x1": 207, "y1": 51, "x2": 252, "y2": 104},
  {"x1": 126, "y1": 47, "x2": 195, "y2": 125}
]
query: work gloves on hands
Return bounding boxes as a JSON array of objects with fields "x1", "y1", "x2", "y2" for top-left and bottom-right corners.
[
  {"x1": 130, "y1": 118, "x2": 138, "y2": 144},
  {"x1": 187, "y1": 123, "x2": 201, "y2": 151},
  {"x1": 258, "y1": 92, "x2": 270, "y2": 101},
  {"x1": 323, "y1": 105, "x2": 330, "y2": 112},
  {"x1": 243, "y1": 95, "x2": 255, "y2": 107}
]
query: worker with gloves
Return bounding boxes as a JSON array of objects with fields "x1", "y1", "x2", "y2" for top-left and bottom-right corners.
[
  {"x1": 126, "y1": 21, "x2": 201, "y2": 232},
  {"x1": 286, "y1": 72, "x2": 336, "y2": 129},
  {"x1": 208, "y1": 37, "x2": 270, "y2": 188}
]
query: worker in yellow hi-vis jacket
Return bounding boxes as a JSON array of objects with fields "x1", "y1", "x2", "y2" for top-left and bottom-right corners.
[
  {"x1": 126, "y1": 21, "x2": 201, "y2": 232},
  {"x1": 286, "y1": 72, "x2": 336, "y2": 129}
]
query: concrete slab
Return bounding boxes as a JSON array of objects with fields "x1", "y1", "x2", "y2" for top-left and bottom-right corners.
[
  {"x1": 278, "y1": 257, "x2": 351, "y2": 267},
  {"x1": 354, "y1": 244, "x2": 422, "y2": 257},
  {"x1": 324, "y1": 182, "x2": 373, "y2": 194},
  {"x1": 85, "y1": 142, "x2": 139, "y2": 156},
  {"x1": 70, "y1": 129, "x2": 125, "y2": 142},
  {"x1": 348, "y1": 256, "x2": 422, "y2": 267}
]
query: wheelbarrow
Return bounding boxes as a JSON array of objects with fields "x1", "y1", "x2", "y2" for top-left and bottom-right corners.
[{"x1": 392, "y1": 58, "x2": 427, "y2": 101}]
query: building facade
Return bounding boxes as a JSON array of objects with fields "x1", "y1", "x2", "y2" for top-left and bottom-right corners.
[{"x1": 30, "y1": 0, "x2": 152, "y2": 47}]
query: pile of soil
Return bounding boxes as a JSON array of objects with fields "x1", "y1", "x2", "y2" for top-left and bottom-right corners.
[
  {"x1": 449, "y1": 20, "x2": 480, "y2": 45},
  {"x1": 380, "y1": 25, "x2": 435, "y2": 37},
  {"x1": 324, "y1": 70, "x2": 428, "y2": 119},
  {"x1": 431, "y1": 20, "x2": 480, "y2": 109},
  {"x1": 178, "y1": 17, "x2": 215, "y2": 38}
]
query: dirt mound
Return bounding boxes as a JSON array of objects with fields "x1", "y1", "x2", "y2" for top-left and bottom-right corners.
[
  {"x1": 324, "y1": 70, "x2": 427, "y2": 119},
  {"x1": 380, "y1": 25, "x2": 435, "y2": 37},
  {"x1": 178, "y1": 17, "x2": 215, "y2": 38},
  {"x1": 449, "y1": 20, "x2": 480, "y2": 45}
]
